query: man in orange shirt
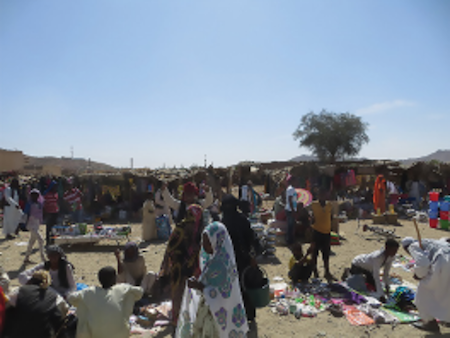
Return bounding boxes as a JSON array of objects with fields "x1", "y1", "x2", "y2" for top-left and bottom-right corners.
[{"x1": 311, "y1": 189, "x2": 336, "y2": 281}]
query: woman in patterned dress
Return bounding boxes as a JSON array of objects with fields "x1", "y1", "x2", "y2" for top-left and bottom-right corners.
[
  {"x1": 176, "y1": 221, "x2": 249, "y2": 338},
  {"x1": 159, "y1": 204, "x2": 204, "y2": 325}
]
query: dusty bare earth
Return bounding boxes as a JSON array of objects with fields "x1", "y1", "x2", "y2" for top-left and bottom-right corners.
[{"x1": 1, "y1": 217, "x2": 450, "y2": 338}]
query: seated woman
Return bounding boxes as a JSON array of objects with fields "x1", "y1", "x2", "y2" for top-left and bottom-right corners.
[
  {"x1": 115, "y1": 242, "x2": 157, "y2": 296},
  {"x1": 176, "y1": 221, "x2": 249, "y2": 338},
  {"x1": 19, "y1": 245, "x2": 76, "y2": 298},
  {"x1": 5, "y1": 270, "x2": 68, "y2": 338}
]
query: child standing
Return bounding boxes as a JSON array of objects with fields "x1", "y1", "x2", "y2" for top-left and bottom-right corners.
[{"x1": 24, "y1": 189, "x2": 46, "y2": 264}]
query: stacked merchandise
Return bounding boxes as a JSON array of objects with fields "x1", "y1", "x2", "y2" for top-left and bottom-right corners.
[
  {"x1": 52, "y1": 223, "x2": 131, "y2": 245},
  {"x1": 428, "y1": 192, "x2": 450, "y2": 230},
  {"x1": 429, "y1": 192, "x2": 439, "y2": 228},
  {"x1": 251, "y1": 223, "x2": 276, "y2": 258},
  {"x1": 440, "y1": 197, "x2": 449, "y2": 230}
]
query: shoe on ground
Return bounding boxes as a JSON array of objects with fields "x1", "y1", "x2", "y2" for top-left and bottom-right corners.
[
  {"x1": 328, "y1": 304, "x2": 344, "y2": 317},
  {"x1": 412, "y1": 320, "x2": 440, "y2": 332}
]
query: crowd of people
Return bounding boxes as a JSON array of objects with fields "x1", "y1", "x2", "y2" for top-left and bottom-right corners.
[
  {"x1": 1, "y1": 178, "x2": 83, "y2": 245},
  {"x1": 0, "y1": 176, "x2": 450, "y2": 337},
  {"x1": 0, "y1": 180, "x2": 259, "y2": 337}
]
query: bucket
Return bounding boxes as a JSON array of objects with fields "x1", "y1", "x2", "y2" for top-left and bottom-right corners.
[
  {"x1": 440, "y1": 202, "x2": 450, "y2": 212},
  {"x1": 440, "y1": 219, "x2": 449, "y2": 230},
  {"x1": 429, "y1": 210, "x2": 438, "y2": 219},
  {"x1": 440, "y1": 211, "x2": 449, "y2": 220},
  {"x1": 429, "y1": 218, "x2": 438, "y2": 228},
  {"x1": 242, "y1": 266, "x2": 270, "y2": 308},
  {"x1": 429, "y1": 201, "x2": 439, "y2": 211},
  {"x1": 429, "y1": 192, "x2": 439, "y2": 202}
]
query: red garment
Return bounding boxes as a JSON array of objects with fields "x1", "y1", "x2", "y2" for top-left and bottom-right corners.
[
  {"x1": 183, "y1": 182, "x2": 198, "y2": 195},
  {"x1": 0, "y1": 286, "x2": 5, "y2": 335},
  {"x1": 276, "y1": 209, "x2": 287, "y2": 221},
  {"x1": 181, "y1": 182, "x2": 199, "y2": 201},
  {"x1": 373, "y1": 175, "x2": 386, "y2": 213},
  {"x1": 64, "y1": 188, "x2": 83, "y2": 210},
  {"x1": 44, "y1": 192, "x2": 59, "y2": 214}
]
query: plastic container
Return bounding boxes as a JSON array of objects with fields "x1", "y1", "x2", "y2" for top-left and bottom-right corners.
[
  {"x1": 445, "y1": 196, "x2": 450, "y2": 203},
  {"x1": 440, "y1": 201, "x2": 450, "y2": 212},
  {"x1": 440, "y1": 211, "x2": 449, "y2": 220},
  {"x1": 389, "y1": 204, "x2": 395, "y2": 214},
  {"x1": 429, "y1": 210, "x2": 439, "y2": 219},
  {"x1": 429, "y1": 201, "x2": 439, "y2": 211},
  {"x1": 440, "y1": 219, "x2": 449, "y2": 230},
  {"x1": 430, "y1": 218, "x2": 438, "y2": 228},
  {"x1": 429, "y1": 192, "x2": 439, "y2": 202},
  {"x1": 242, "y1": 267, "x2": 270, "y2": 308}
]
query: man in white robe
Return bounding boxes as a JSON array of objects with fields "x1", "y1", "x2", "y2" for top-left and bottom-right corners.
[
  {"x1": 2, "y1": 179, "x2": 23, "y2": 239},
  {"x1": 402, "y1": 237, "x2": 450, "y2": 332}
]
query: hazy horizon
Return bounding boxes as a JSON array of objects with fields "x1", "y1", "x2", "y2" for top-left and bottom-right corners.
[
  {"x1": 3, "y1": 148, "x2": 448, "y2": 169},
  {"x1": 1, "y1": 0, "x2": 449, "y2": 168}
]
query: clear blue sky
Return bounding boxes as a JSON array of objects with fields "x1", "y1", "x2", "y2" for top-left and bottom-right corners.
[{"x1": 1, "y1": 0, "x2": 449, "y2": 168}]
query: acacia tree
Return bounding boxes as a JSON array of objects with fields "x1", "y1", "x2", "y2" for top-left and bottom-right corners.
[{"x1": 293, "y1": 110, "x2": 369, "y2": 163}]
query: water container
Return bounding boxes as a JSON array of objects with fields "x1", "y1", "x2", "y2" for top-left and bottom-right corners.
[
  {"x1": 429, "y1": 201, "x2": 439, "y2": 211},
  {"x1": 440, "y1": 219, "x2": 449, "y2": 230},
  {"x1": 440, "y1": 201, "x2": 450, "y2": 212},
  {"x1": 445, "y1": 196, "x2": 450, "y2": 203},
  {"x1": 429, "y1": 210, "x2": 439, "y2": 219},
  {"x1": 429, "y1": 192, "x2": 439, "y2": 202},
  {"x1": 429, "y1": 218, "x2": 438, "y2": 228},
  {"x1": 440, "y1": 211, "x2": 449, "y2": 220}
]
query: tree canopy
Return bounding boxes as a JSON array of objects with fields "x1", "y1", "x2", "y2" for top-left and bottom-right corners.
[{"x1": 293, "y1": 110, "x2": 369, "y2": 163}]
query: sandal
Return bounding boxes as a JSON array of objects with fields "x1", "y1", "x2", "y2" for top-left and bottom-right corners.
[{"x1": 328, "y1": 304, "x2": 344, "y2": 317}]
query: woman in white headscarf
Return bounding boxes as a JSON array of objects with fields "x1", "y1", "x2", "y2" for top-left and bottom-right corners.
[
  {"x1": 402, "y1": 237, "x2": 450, "y2": 332},
  {"x1": 176, "y1": 221, "x2": 249, "y2": 338}
]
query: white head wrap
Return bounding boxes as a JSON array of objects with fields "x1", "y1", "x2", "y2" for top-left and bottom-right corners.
[{"x1": 401, "y1": 237, "x2": 415, "y2": 249}]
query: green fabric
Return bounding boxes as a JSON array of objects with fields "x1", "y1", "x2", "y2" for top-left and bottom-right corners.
[{"x1": 382, "y1": 307, "x2": 420, "y2": 323}]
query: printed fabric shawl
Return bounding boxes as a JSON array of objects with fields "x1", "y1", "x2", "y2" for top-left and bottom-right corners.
[{"x1": 176, "y1": 221, "x2": 249, "y2": 338}]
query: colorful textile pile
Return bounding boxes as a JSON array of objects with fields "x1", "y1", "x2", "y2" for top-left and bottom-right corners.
[{"x1": 343, "y1": 305, "x2": 375, "y2": 326}]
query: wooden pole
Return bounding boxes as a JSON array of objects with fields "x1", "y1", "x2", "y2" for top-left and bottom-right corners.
[{"x1": 413, "y1": 218, "x2": 423, "y2": 249}]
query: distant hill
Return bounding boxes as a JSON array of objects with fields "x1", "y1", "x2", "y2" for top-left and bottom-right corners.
[
  {"x1": 289, "y1": 150, "x2": 450, "y2": 165},
  {"x1": 290, "y1": 154, "x2": 317, "y2": 162},
  {"x1": 27, "y1": 156, "x2": 115, "y2": 173},
  {"x1": 289, "y1": 154, "x2": 367, "y2": 162},
  {"x1": 401, "y1": 149, "x2": 450, "y2": 165}
]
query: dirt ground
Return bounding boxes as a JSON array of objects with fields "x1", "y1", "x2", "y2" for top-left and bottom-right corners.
[{"x1": 1, "y1": 215, "x2": 450, "y2": 337}]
